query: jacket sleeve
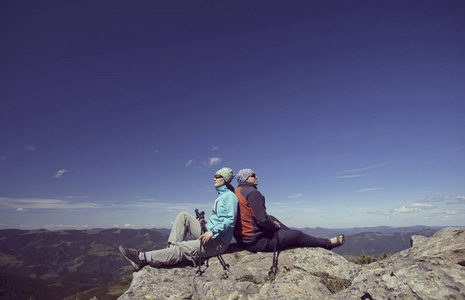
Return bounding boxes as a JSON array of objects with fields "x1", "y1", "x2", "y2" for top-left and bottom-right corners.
[
  {"x1": 207, "y1": 192, "x2": 238, "y2": 237},
  {"x1": 247, "y1": 189, "x2": 280, "y2": 231}
]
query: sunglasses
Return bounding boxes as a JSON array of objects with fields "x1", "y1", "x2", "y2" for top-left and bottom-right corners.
[
  {"x1": 249, "y1": 173, "x2": 257, "y2": 178},
  {"x1": 214, "y1": 174, "x2": 223, "y2": 179}
]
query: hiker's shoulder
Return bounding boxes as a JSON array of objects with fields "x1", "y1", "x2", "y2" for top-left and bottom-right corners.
[
  {"x1": 241, "y1": 186, "x2": 263, "y2": 199},
  {"x1": 238, "y1": 182, "x2": 259, "y2": 191}
]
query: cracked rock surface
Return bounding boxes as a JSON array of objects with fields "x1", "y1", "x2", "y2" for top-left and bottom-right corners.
[{"x1": 119, "y1": 227, "x2": 465, "y2": 299}]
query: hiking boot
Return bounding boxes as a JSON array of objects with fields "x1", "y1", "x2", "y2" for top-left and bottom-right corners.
[
  {"x1": 119, "y1": 245, "x2": 147, "y2": 271},
  {"x1": 328, "y1": 234, "x2": 345, "y2": 250}
]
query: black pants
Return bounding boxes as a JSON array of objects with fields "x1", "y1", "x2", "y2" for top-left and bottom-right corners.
[{"x1": 244, "y1": 216, "x2": 331, "y2": 252}]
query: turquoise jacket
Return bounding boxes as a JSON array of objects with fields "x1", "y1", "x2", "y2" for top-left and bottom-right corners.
[{"x1": 206, "y1": 185, "x2": 238, "y2": 244}]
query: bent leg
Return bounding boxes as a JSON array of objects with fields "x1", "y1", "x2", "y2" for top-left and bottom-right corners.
[{"x1": 168, "y1": 212, "x2": 202, "y2": 244}]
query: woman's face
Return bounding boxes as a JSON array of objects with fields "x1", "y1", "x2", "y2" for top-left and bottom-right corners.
[{"x1": 214, "y1": 175, "x2": 225, "y2": 188}]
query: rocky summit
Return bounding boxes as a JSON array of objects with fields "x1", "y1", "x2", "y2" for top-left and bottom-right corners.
[{"x1": 119, "y1": 228, "x2": 465, "y2": 299}]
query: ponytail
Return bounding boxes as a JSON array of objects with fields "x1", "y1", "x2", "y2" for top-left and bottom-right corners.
[{"x1": 225, "y1": 182, "x2": 235, "y2": 193}]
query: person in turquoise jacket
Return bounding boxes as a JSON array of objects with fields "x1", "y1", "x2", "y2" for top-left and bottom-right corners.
[{"x1": 119, "y1": 167, "x2": 238, "y2": 270}]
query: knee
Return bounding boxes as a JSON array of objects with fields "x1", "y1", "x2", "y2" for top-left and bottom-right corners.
[
  {"x1": 178, "y1": 211, "x2": 189, "y2": 217},
  {"x1": 177, "y1": 211, "x2": 190, "y2": 220}
]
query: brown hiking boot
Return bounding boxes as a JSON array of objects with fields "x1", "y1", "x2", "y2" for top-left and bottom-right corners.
[
  {"x1": 119, "y1": 245, "x2": 147, "y2": 271},
  {"x1": 328, "y1": 234, "x2": 345, "y2": 250}
]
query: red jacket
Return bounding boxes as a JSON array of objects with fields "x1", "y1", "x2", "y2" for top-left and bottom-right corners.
[{"x1": 234, "y1": 182, "x2": 280, "y2": 247}]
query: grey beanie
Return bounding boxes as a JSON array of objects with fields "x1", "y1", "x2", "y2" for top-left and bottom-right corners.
[
  {"x1": 215, "y1": 167, "x2": 235, "y2": 183},
  {"x1": 236, "y1": 168, "x2": 254, "y2": 183}
]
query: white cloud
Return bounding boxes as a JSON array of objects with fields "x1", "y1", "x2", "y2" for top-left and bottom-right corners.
[
  {"x1": 444, "y1": 211, "x2": 457, "y2": 216},
  {"x1": 25, "y1": 145, "x2": 36, "y2": 151},
  {"x1": 207, "y1": 157, "x2": 222, "y2": 166},
  {"x1": 117, "y1": 200, "x2": 202, "y2": 212},
  {"x1": 288, "y1": 193, "x2": 303, "y2": 199},
  {"x1": 54, "y1": 169, "x2": 69, "y2": 178},
  {"x1": 367, "y1": 209, "x2": 391, "y2": 216},
  {"x1": 444, "y1": 195, "x2": 465, "y2": 205},
  {"x1": 335, "y1": 174, "x2": 368, "y2": 179},
  {"x1": 357, "y1": 187, "x2": 385, "y2": 193},
  {"x1": 189, "y1": 156, "x2": 222, "y2": 168},
  {"x1": 394, "y1": 203, "x2": 436, "y2": 213},
  {"x1": 41, "y1": 224, "x2": 90, "y2": 229},
  {"x1": 124, "y1": 224, "x2": 132, "y2": 227},
  {"x1": 211, "y1": 146, "x2": 219, "y2": 151},
  {"x1": 425, "y1": 195, "x2": 465, "y2": 204},
  {"x1": 343, "y1": 133, "x2": 363, "y2": 140},
  {"x1": 0, "y1": 197, "x2": 103, "y2": 210},
  {"x1": 443, "y1": 145, "x2": 465, "y2": 154},
  {"x1": 368, "y1": 201, "x2": 438, "y2": 216},
  {"x1": 337, "y1": 160, "x2": 400, "y2": 175}
]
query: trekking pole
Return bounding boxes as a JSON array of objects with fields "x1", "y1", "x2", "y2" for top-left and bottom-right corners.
[
  {"x1": 212, "y1": 236, "x2": 230, "y2": 271},
  {"x1": 195, "y1": 209, "x2": 230, "y2": 272},
  {"x1": 269, "y1": 232, "x2": 279, "y2": 276},
  {"x1": 194, "y1": 209, "x2": 206, "y2": 275}
]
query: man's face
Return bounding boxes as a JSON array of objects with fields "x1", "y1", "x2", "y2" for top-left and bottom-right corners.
[{"x1": 246, "y1": 173, "x2": 258, "y2": 185}]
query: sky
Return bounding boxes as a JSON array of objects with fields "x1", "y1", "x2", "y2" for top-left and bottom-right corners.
[{"x1": 1, "y1": 1, "x2": 464, "y2": 230}]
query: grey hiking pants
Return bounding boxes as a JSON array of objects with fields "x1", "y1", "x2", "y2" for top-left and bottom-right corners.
[{"x1": 143, "y1": 212, "x2": 228, "y2": 267}]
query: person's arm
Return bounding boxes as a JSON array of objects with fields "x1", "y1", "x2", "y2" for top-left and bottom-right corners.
[{"x1": 247, "y1": 190, "x2": 280, "y2": 231}]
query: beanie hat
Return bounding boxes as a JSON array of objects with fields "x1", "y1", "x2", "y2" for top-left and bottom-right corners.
[
  {"x1": 215, "y1": 167, "x2": 235, "y2": 183},
  {"x1": 236, "y1": 168, "x2": 254, "y2": 183}
]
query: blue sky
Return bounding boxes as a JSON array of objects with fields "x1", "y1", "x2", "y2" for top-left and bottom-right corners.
[{"x1": 1, "y1": 1, "x2": 464, "y2": 230}]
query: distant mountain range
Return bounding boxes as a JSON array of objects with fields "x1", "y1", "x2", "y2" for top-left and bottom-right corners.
[
  {"x1": 0, "y1": 225, "x2": 457, "y2": 299},
  {"x1": 298, "y1": 225, "x2": 451, "y2": 238},
  {"x1": 299, "y1": 226, "x2": 447, "y2": 259},
  {"x1": 332, "y1": 229, "x2": 438, "y2": 259},
  {"x1": 0, "y1": 228, "x2": 168, "y2": 299}
]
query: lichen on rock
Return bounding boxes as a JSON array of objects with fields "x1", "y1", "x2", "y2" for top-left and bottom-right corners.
[{"x1": 118, "y1": 227, "x2": 465, "y2": 299}]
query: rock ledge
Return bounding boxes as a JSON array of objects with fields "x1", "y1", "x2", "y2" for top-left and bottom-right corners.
[{"x1": 119, "y1": 227, "x2": 465, "y2": 299}]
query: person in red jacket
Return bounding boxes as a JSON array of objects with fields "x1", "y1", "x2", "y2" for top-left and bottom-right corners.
[{"x1": 233, "y1": 168, "x2": 345, "y2": 252}]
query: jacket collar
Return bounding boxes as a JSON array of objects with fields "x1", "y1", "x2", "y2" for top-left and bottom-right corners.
[
  {"x1": 216, "y1": 185, "x2": 230, "y2": 193},
  {"x1": 238, "y1": 181, "x2": 257, "y2": 189}
]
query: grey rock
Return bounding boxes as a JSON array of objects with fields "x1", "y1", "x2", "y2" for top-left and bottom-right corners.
[
  {"x1": 119, "y1": 228, "x2": 465, "y2": 299},
  {"x1": 410, "y1": 234, "x2": 429, "y2": 247}
]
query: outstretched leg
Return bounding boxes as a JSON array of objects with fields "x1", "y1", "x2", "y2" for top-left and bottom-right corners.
[
  {"x1": 120, "y1": 237, "x2": 229, "y2": 269},
  {"x1": 277, "y1": 229, "x2": 331, "y2": 250}
]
